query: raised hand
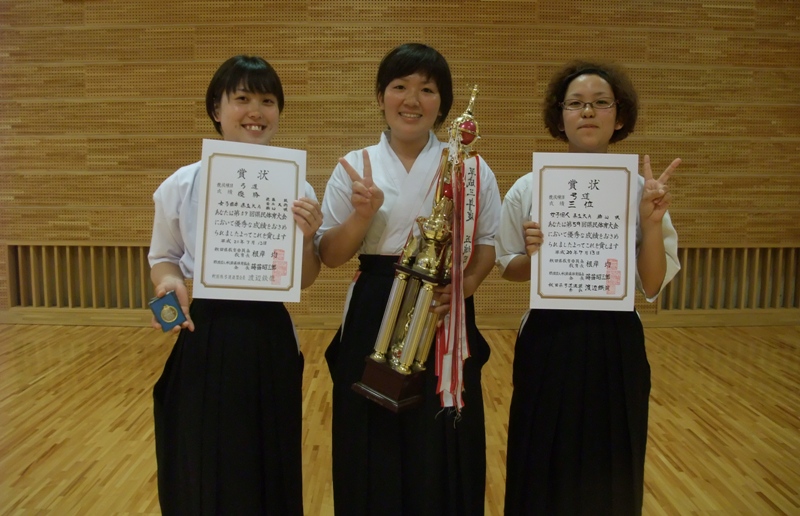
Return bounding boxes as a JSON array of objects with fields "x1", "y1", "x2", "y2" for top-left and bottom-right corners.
[
  {"x1": 523, "y1": 220, "x2": 544, "y2": 257},
  {"x1": 640, "y1": 155, "x2": 681, "y2": 226},
  {"x1": 292, "y1": 197, "x2": 323, "y2": 238},
  {"x1": 340, "y1": 149, "x2": 384, "y2": 220}
]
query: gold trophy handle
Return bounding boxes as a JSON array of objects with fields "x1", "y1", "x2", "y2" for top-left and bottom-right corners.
[
  {"x1": 412, "y1": 306, "x2": 439, "y2": 371},
  {"x1": 395, "y1": 282, "x2": 436, "y2": 374},
  {"x1": 371, "y1": 272, "x2": 410, "y2": 361}
]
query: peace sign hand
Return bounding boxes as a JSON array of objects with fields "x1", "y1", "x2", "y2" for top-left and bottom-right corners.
[
  {"x1": 640, "y1": 154, "x2": 681, "y2": 227},
  {"x1": 340, "y1": 149, "x2": 384, "y2": 220}
]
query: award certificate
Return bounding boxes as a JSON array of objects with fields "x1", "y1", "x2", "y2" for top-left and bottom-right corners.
[
  {"x1": 193, "y1": 139, "x2": 306, "y2": 302},
  {"x1": 530, "y1": 152, "x2": 638, "y2": 311}
]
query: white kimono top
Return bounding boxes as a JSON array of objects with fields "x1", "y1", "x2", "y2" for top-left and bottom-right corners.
[
  {"x1": 315, "y1": 131, "x2": 501, "y2": 255},
  {"x1": 149, "y1": 160, "x2": 318, "y2": 278},
  {"x1": 496, "y1": 171, "x2": 680, "y2": 303}
]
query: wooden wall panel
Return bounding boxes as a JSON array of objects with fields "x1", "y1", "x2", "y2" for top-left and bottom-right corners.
[
  {"x1": 0, "y1": 209, "x2": 155, "y2": 242},
  {"x1": 0, "y1": 173, "x2": 162, "y2": 207},
  {"x1": 14, "y1": 63, "x2": 798, "y2": 106},
  {"x1": 0, "y1": 245, "x2": 9, "y2": 311},
  {"x1": 3, "y1": 137, "x2": 796, "y2": 178},
  {"x1": 4, "y1": 99, "x2": 798, "y2": 140},
  {"x1": 536, "y1": 0, "x2": 757, "y2": 30},
  {"x1": 671, "y1": 211, "x2": 800, "y2": 247},
  {"x1": 3, "y1": 0, "x2": 795, "y2": 30},
  {"x1": 0, "y1": 0, "x2": 85, "y2": 26},
  {"x1": 1, "y1": 0, "x2": 798, "y2": 327},
  {"x1": 5, "y1": 26, "x2": 797, "y2": 66},
  {"x1": 0, "y1": 138, "x2": 90, "y2": 171}
]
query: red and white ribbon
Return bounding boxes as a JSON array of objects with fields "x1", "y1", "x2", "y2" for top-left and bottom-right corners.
[{"x1": 436, "y1": 155, "x2": 480, "y2": 409}]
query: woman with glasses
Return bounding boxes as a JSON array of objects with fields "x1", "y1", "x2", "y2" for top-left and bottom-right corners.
[{"x1": 496, "y1": 61, "x2": 681, "y2": 515}]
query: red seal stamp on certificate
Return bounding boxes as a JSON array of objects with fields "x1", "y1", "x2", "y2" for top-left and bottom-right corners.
[
  {"x1": 271, "y1": 249, "x2": 288, "y2": 285},
  {"x1": 605, "y1": 258, "x2": 621, "y2": 295}
]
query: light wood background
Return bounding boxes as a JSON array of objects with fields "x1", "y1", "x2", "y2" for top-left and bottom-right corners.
[
  {"x1": 1, "y1": 0, "x2": 798, "y2": 327},
  {"x1": 1, "y1": 324, "x2": 799, "y2": 514}
]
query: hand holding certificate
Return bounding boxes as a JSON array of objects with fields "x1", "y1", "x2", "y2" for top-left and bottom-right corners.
[
  {"x1": 193, "y1": 139, "x2": 307, "y2": 302},
  {"x1": 530, "y1": 152, "x2": 638, "y2": 311}
]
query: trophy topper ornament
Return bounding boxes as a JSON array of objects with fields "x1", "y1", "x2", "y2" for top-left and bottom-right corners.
[
  {"x1": 459, "y1": 119, "x2": 478, "y2": 145},
  {"x1": 451, "y1": 85, "x2": 480, "y2": 148}
]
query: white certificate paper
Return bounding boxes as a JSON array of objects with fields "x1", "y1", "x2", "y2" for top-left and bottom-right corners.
[
  {"x1": 530, "y1": 152, "x2": 638, "y2": 311},
  {"x1": 193, "y1": 139, "x2": 306, "y2": 302}
]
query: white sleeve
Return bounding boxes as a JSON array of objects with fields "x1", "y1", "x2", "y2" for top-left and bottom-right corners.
[
  {"x1": 303, "y1": 181, "x2": 319, "y2": 203},
  {"x1": 314, "y1": 150, "x2": 361, "y2": 250},
  {"x1": 148, "y1": 180, "x2": 185, "y2": 268},
  {"x1": 474, "y1": 157, "x2": 501, "y2": 246},
  {"x1": 637, "y1": 211, "x2": 681, "y2": 302},
  {"x1": 495, "y1": 174, "x2": 531, "y2": 275}
]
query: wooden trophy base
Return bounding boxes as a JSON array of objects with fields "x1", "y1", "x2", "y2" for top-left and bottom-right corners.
[{"x1": 352, "y1": 356, "x2": 424, "y2": 413}]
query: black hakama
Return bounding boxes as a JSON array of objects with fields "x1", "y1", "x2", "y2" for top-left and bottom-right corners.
[
  {"x1": 326, "y1": 255, "x2": 491, "y2": 516},
  {"x1": 504, "y1": 309, "x2": 650, "y2": 516},
  {"x1": 153, "y1": 298, "x2": 304, "y2": 516}
]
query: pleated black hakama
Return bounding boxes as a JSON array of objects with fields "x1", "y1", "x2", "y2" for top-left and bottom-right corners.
[
  {"x1": 153, "y1": 298, "x2": 304, "y2": 516},
  {"x1": 504, "y1": 309, "x2": 650, "y2": 516},
  {"x1": 327, "y1": 255, "x2": 491, "y2": 516}
]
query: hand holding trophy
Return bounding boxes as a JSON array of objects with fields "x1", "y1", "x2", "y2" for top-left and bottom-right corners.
[{"x1": 352, "y1": 86, "x2": 482, "y2": 412}]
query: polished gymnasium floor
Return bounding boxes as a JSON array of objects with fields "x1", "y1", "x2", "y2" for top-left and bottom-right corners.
[{"x1": 1, "y1": 324, "x2": 798, "y2": 515}]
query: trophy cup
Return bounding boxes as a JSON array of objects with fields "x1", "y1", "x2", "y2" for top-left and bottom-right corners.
[{"x1": 351, "y1": 86, "x2": 481, "y2": 412}]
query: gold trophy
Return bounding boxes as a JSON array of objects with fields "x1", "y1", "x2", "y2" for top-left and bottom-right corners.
[{"x1": 352, "y1": 86, "x2": 481, "y2": 412}]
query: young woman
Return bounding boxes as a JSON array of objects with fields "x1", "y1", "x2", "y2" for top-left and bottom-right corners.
[
  {"x1": 147, "y1": 55, "x2": 321, "y2": 515},
  {"x1": 497, "y1": 61, "x2": 681, "y2": 516},
  {"x1": 316, "y1": 43, "x2": 501, "y2": 515}
]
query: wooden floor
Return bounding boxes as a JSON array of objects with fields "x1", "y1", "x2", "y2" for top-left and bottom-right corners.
[{"x1": 1, "y1": 324, "x2": 799, "y2": 515}]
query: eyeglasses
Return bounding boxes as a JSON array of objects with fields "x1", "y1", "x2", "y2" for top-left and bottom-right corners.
[{"x1": 560, "y1": 98, "x2": 617, "y2": 111}]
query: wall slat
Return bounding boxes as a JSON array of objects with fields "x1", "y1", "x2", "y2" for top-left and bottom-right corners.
[{"x1": 1, "y1": 0, "x2": 798, "y2": 327}]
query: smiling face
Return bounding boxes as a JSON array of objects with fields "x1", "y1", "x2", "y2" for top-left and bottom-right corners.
[
  {"x1": 378, "y1": 72, "x2": 442, "y2": 150},
  {"x1": 559, "y1": 74, "x2": 623, "y2": 153},
  {"x1": 213, "y1": 86, "x2": 280, "y2": 145}
]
